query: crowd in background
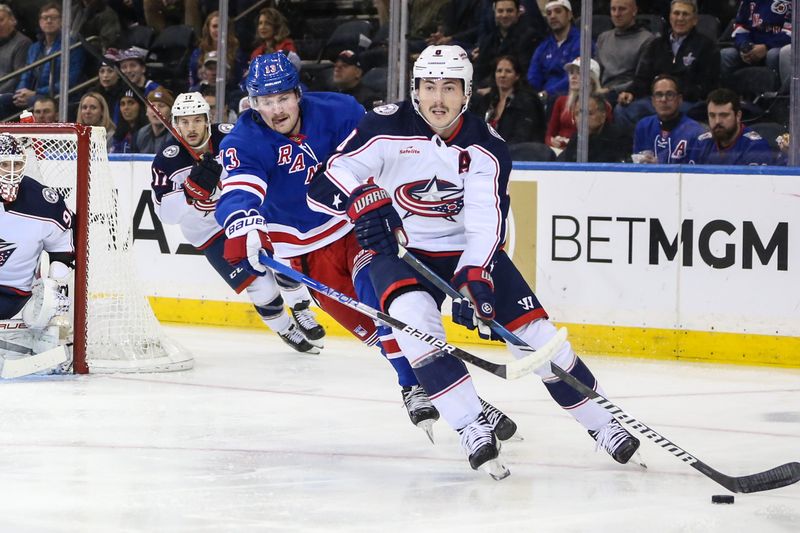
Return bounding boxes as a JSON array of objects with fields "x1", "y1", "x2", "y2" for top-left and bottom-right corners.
[{"x1": 0, "y1": 0, "x2": 793, "y2": 164}]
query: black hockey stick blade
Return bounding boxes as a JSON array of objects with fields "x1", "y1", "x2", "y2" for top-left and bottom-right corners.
[
  {"x1": 701, "y1": 461, "x2": 800, "y2": 494},
  {"x1": 258, "y1": 252, "x2": 559, "y2": 379}
]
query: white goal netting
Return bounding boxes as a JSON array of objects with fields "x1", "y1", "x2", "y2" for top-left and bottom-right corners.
[{"x1": 4, "y1": 124, "x2": 193, "y2": 373}]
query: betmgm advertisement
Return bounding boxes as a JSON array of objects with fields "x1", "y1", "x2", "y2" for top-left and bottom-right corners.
[{"x1": 117, "y1": 157, "x2": 798, "y2": 367}]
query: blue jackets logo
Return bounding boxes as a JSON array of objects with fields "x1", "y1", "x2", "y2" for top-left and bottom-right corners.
[{"x1": 394, "y1": 176, "x2": 463, "y2": 220}]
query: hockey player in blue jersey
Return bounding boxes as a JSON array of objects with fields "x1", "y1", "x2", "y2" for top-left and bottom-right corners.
[
  {"x1": 150, "y1": 91, "x2": 325, "y2": 354},
  {"x1": 213, "y1": 52, "x2": 517, "y2": 442},
  {"x1": 687, "y1": 88, "x2": 775, "y2": 165},
  {"x1": 632, "y1": 75, "x2": 706, "y2": 164},
  {"x1": 309, "y1": 44, "x2": 642, "y2": 478},
  {"x1": 0, "y1": 133, "x2": 74, "y2": 375}
]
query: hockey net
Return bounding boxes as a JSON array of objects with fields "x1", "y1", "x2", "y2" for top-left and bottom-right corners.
[{"x1": 1, "y1": 123, "x2": 193, "y2": 373}]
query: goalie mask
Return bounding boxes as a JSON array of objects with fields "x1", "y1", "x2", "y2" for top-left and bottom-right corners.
[
  {"x1": 171, "y1": 92, "x2": 212, "y2": 150},
  {"x1": 410, "y1": 45, "x2": 473, "y2": 131},
  {"x1": 0, "y1": 133, "x2": 26, "y2": 202}
]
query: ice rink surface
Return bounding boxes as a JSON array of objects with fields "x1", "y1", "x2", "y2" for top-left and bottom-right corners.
[{"x1": 0, "y1": 325, "x2": 797, "y2": 533}]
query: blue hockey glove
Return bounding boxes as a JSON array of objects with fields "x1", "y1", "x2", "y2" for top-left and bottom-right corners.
[
  {"x1": 345, "y1": 184, "x2": 408, "y2": 256},
  {"x1": 223, "y1": 210, "x2": 272, "y2": 277},
  {"x1": 184, "y1": 153, "x2": 222, "y2": 203},
  {"x1": 451, "y1": 266, "x2": 500, "y2": 341}
]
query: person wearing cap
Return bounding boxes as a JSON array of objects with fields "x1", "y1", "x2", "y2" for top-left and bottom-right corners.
[
  {"x1": 132, "y1": 86, "x2": 174, "y2": 154},
  {"x1": 545, "y1": 57, "x2": 610, "y2": 149},
  {"x1": 596, "y1": 0, "x2": 655, "y2": 99},
  {"x1": 615, "y1": 0, "x2": 719, "y2": 129},
  {"x1": 332, "y1": 49, "x2": 384, "y2": 110},
  {"x1": 471, "y1": 0, "x2": 541, "y2": 92},
  {"x1": 90, "y1": 48, "x2": 126, "y2": 125},
  {"x1": 557, "y1": 93, "x2": 633, "y2": 162},
  {"x1": 0, "y1": 4, "x2": 31, "y2": 95},
  {"x1": 110, "y1": 88, "x2": 147, "y2": 153},
  {"x1": 116, "y1": 46, "x2": 160, "y2": 98},
  {"x1": 526, "y1": 0, "x2": 594, "y2": 104},
  {"x1": 0, "y1": 3, "x2": 84, "y2": 118}
]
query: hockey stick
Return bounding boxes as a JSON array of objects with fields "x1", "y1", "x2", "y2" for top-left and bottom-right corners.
[
  {"x1": 398, "y1": 246, "x2": 800, "y2": 494},
  {"x1": 0, "y1": 344, "x2": 69, "y2": 379},
  {"x1": 77, "y1": 35, "x2": 200, "y2": 161},
  {"x1": 258, "y1": 252, "x2": 565, "y2": 380}
]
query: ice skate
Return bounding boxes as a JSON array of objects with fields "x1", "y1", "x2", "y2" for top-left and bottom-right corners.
[
  {"x1": 479, "y1": 397, "x2": 521, "y2": 441},
  {"x1": 290, "y1": 300, "x2": 325, "y2": 348},
  {"x1": 278, "y1": 323, "x2": 320, "y2": 354},
  {"x1": 458, "y1": 413, "x2": 510, "y2": 480},
  {"x1": 589, "y1": 418, "x2": 646, "y2": 468},
  {"x1": 401, "y1": 385, "x2": 439, "y2": 443}
]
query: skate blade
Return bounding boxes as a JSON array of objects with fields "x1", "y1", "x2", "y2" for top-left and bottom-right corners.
[
  {"x1": 500, "y1": 433, "x2": 524, "y2": 443},
  {"x1": 301, "y1": 345, "x2": 321, "y2": 355},
  {"x1": 307, "y1": 337, "x2": 325, "y2": 349},
  {"x1": 631, "y1": 451, "x2": 647, "y2": 469},
  {"x1": 417, "y1": 419, "x2": 435, "y2": 444},
  {"x1": 480, "y1": 458, "x2": 511, "y2": 481}
]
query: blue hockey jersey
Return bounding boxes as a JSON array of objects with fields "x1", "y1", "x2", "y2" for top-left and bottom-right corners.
[
  {"x1": 732, "y1": 0, "x2": 792, "y2": 50},
  {"x1": 633, "y1": 113, "x2": 706, "y2": 164},
  {"x1": 0, "y1": 177, "x2": 74, "y2": 292},
  {"x1": 687, "y1": 126, "x2": 775, "y2": 165},
  {"x1": 150, "y1": 124, "x2": 234, "y2": 248},
  {"x1": 215, "y1": 92, "x2": 366, "y2": 258},
  {"x1": 308, "y1": 100, "x2": 512, "y2": 271}
]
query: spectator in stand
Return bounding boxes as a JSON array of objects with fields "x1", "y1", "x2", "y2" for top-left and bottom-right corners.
[
  {"x1": 615, "y1": 0, "x2": 719, "y2": 129},
  {"x1": 779, "y1": 44, "x2": 791, "y2": 92},
  {"x1": 596, "y1": 0, "x2": 654, "y2": 101},
  {"x1": 0, "y1": 5, "x2": 31, "y2": 95},
  {"x1": 32, "y1": 95, "x2": 57, "y2": 123},
  {"x1": 471, "y1": 0, "x2": 541, "y2": 92},
  {"x1": 143, "y1": 0, "x2": 202, "y2": 35},
  {"x1": 331, "y1": 49, "x2": 384, "y2": 110},
  {"x1": 115, "y1": 46, "x2": 159, "y2": 98},
  {"x1": 107, "y1": 0, "x2": 146, "y2": 28},
  {"x1": 250, "y1": 7, "x2": 295, "y2": 60},
  {"x1": 407, "y1": 0, "x2": 450, "y2": 53},
  {"x1": 70, "y1": 0, "x2": 122, "y2": 50},
  {"x1": 687, "y1": 88, "x2": 774, "y2": 165},
  {"x1": 203, "y1": 91, "x2": 237, "y2": 124},
  {"x1": 557, "y1": 93, "x2": 632, "y2": 162},
  {"x1": 545, "y1": 57, "x2": 610, "y2": 150},
  {"x1": 426, "y1": 0, "x2": 484, "y2": 49},
  {"x1": 471, "y1": 54, "x2": 547, "y2": 143},
  {"x1": 91, "y1": 50, "x2": 125, "y2": 125},
  {"x1": 0, "y1": 3, "x2": 85, "y2": 118},
  {"x1": 110, "y1": 88, "x2": 146, "y2": 153},
  {"x1": 76, "y1": 91, "x2": 115, "y2": 147},
  {"x1": 189, "y1": 50, "x2": 214, "y2": 94},
  {"x1": 720, "y1": 0, "x2": 791, "y2": 79},
  {"x1": 632, "y1": 74, "x2": 705, "y2": 163},
  {"x1": 527, "y1": 0, "x2": 592, "y2": 104},
  {"x1": 189, "y1": 10, "x2": 248, "y2": 89},
  {"x1": 131, "y1": 86, "x2": 173, "y2": 154}
]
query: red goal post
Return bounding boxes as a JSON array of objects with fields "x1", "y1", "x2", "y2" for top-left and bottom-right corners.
[{"x1": 1, "y1": 123, "x2": 193, "y2": 373}]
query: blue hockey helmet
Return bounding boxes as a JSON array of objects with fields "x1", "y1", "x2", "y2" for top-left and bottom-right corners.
[{"x1": 243, "y1": 52, "x2": 300, "y2": 98}]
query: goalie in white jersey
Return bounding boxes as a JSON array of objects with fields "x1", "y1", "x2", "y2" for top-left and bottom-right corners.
[
  {"x1": 309, "y1": 45, "x2": 642, "y2": 477},
  {"x1": 0, "y1": 133, "x2": 74, "y2": 376}
]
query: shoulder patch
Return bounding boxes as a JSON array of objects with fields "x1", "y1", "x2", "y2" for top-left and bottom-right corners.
[
  {"x1": 698, "y1": 131, "x2": 712, "y2": 141},
  {"x1": 162, "y1": 145, "x2": 180, "y2": 158},
  {"x1": 373, "y1": 103, "x2": 399, "y2": 116},
  {"x1": 744, "y1": 130, "x2": 762, "y2": 140},
  {"x1": 218, "y1": 123, "x2": 234, "y2": 133},
  {"x1": 487, "y1": 123, "x2": 504, "y2": 142},
  {"x1": 41, "y1": 187, "x2": 59, "y2": 204}
]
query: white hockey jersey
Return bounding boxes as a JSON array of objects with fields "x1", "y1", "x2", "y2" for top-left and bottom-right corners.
[
  {"x1": 0, "y1": 177, "x2": 74, "y2": 292},
  {"x1": 308, "y1": 100, "x2": 513, "y2": 270}
]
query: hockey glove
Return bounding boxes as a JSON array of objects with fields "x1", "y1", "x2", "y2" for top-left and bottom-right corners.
[
  {"x1": 451, "y1": 266, "x2": 500, "y2": 341},
  {"x1": 184, "y1": 153, "x2": 222, "y2": 203},
  {"x1": 345, "y1": 184, "x2": 407, "y2": 256},
  {"x1": 223, "y1": 210, "x2": 272, "y2": 277}
]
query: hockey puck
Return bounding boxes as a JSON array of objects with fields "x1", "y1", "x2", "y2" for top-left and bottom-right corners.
[{"x1": 711, "y1": 494, "x2": 735, "y2": 504}]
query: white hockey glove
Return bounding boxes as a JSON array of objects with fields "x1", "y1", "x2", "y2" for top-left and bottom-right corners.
[{"x1": 21, "y1": 263, "x2": 71, "y2": 329}]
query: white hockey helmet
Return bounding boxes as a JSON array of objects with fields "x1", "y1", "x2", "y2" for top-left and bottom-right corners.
[
  {"x1": 171, "y1": 92, "x2": 212, "y2": 149},
  {"x1": 0, "y1": 133, "x2": 26, "y2": 202},
  {"x1": 410, "y1": 45, "x2": 473, "y2": 124}
]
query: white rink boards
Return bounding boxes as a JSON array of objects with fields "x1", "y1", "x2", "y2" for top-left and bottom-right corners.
[{"x1": 0, "y1": 326, "x2": 797, "y2": 532}]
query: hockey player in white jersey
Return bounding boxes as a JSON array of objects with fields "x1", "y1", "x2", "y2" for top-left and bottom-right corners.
[
  {"x1": 0, "y1": 133, "x2": 74, "y2": 377},
  {"x1": 151, "y1": 92, "x2": 325, "y2": 354},
  {"x1": 309, "y1": 45, "x2": 642, "y2": 477}
]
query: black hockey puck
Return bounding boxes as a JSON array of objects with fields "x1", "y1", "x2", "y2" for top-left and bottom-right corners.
[{"x1": 711, "y1": 494, "x2": 735, "y2": 504}]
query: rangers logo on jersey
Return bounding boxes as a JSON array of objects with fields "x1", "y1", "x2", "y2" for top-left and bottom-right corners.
[
  {"x1": 0, "y1": 238, "x2": 16, "y2": 267},
  {"x1": 394, "y1": 176, "x2": 463, "y2": 220}
]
